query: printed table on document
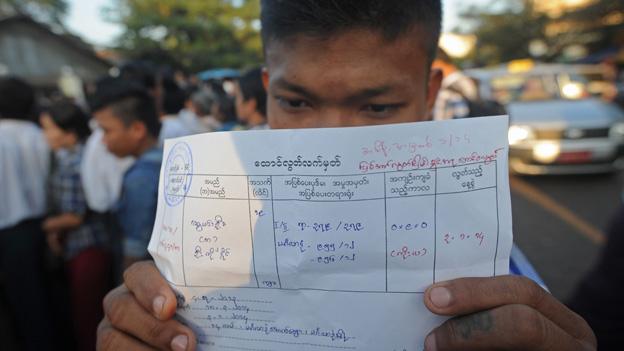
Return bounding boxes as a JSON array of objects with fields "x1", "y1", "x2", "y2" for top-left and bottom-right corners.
[{"x1": 157, "y1": 160, "x2": 501, "y2": 294}]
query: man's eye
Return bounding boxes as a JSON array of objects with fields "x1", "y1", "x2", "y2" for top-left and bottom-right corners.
[
  {"x1": 362, "y1": 104, "x2": 403, "y2": 116},
  {"x1": 276, "y1": 97, "x2": 311, "y2": 110}
]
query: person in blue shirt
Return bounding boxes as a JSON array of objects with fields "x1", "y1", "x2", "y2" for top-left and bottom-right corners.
[
  {"x1": 96, "y1": 1, "x2": 597, "y2": 351},
  {"x1": 90, "y1": 78, "x2": 162, "y2": 269}
]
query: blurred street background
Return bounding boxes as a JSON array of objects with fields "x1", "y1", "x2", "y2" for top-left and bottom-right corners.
[{"x1": 1, "y1": 0, "x2": 623, "y2": 349}]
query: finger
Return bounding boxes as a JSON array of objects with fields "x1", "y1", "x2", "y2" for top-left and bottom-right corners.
[
  {"x1": 97, "y1": 317, "x2": 156, "y2": 351},
  {"x1": 424, "y1": 276, "x2": 595, "y2": 345},
  {"x1": 123, "y1": 261, "x2": 178, "y2": 320},
  {"x1": 425, "y1": 305, "x2": 594, "y2": 351},
  {"x1": 103, "y1": 285, "x2": 197, "y2": 351}
]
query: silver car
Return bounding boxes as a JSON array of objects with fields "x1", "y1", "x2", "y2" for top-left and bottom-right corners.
[{"x1": 468, "y1": 64, "x2": 624, "y2": 175}]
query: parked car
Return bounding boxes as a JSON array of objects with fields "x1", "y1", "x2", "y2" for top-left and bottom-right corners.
[{"x1": 468, "y1": 62, "x2": 624, "y2": 175}]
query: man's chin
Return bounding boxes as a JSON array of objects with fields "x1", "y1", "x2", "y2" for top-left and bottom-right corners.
[{"x1": 110, "y1": 149, "x2": 131, "y2": 159}]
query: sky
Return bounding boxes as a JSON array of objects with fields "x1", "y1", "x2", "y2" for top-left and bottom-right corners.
[{"x1": 65, "y1": 0, "x2": 491, "y2": 47}]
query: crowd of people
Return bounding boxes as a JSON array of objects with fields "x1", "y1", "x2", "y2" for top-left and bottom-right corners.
[{"x1": 0, "y1": 64, "x2": 267, "y2": 351}]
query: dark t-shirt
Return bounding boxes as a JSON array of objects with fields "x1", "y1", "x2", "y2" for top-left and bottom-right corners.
[{"x1": 568, "y1": 204, "x2": 624, "y2": 350}]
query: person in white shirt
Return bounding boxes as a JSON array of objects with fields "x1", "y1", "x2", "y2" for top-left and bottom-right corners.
[
  {"x1": 432, "y1": 48, "x2": 478, "y2": 121},
  {"x1": 81, "y1": 125, "x2": 134, "y2": 213},
  {"x1": 0, "y1": 77, "x2": 56, "y2": 351}
]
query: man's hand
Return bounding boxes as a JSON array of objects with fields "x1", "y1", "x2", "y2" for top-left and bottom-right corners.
[
  {"x1": 423, "y1": 276, "x2": 597, "y2": 350},
  {"x1": 45, "y1": 231, "x2": 64, "y2": 257},
  {"x1": 42, "y1": 213, "x2": 83, "y2": 234},
  {"x1": 97, "y1": 261, "x2": 197, "y2": 351}
]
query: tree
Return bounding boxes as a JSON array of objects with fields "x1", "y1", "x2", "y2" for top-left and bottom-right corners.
[
  {"x1": 554, "y1": 0, "x2": 624, "y2": 56},
  {"x1": 0, "y1": 0, "x2": 68, "y2": 25},
  {"x1": 458, "y1": 0, "x2": 549, "y2": 66},
  {"x1": 105, "y1": 0, "x2": 263, "y2": 72}
]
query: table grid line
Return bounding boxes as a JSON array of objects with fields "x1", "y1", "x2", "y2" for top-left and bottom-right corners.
[
  {"x1": 246, "y1": 176, "x2": 260, "y2": 288},
  {"x1": 383, "y1": 172, "x2": 388, "y2": 292},
  {"x1": 494, "y1": 159, "x2": 500, "y2": 276},
  {"x1": 166, "y1": 159, "x2": 495, "y2": 178},
  {"x1": 433, "y1": 166, "x2": 438, "y2": 284},
  {"x1": 182, "y1": 195, "x2": 188, "y2": 285},
  {"x1": 177, "y1": 162, "x2": 500, "y2": 293},
  {"x1": 172, "y1": 186, "x2": 498, "y2": 202},
  {"x1": 269, "y1": 176, "x2": 282, "y2": 289}
]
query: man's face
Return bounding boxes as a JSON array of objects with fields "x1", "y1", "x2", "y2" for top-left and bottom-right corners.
[
  {"x1": 233, "y1": 82, "x2": 252, "y2": 123},
  {"x1": 94, "y1": 107, "x2": 140, "y2": 158},
  {"x1": 264, "y1": 28, "x2": 442, "y2": 129},
  {"x1": 39, "y1": 113, "x2": 76, "y2": 151}
]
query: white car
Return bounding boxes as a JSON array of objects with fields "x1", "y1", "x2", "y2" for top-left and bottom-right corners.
[{"x1": 468, "y1": 64, "x2": 624, "y2": 175}]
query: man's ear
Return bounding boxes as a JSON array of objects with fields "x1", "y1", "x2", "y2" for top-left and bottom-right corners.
[
  {"x1": 261, "y1": 67, "x2": 270, "y2": 91},
  {"x1": 426, "y1": 68, "x2": 443, "y2": 114},
  {"x1": 129, "y1": 120, "x2": 148, "y2": 140},
  {"x1": 249, "y1": 98, "x2": 258, "y2": 115}
]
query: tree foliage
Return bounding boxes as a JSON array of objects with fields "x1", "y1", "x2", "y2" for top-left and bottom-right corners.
[
  {"x1": 459, "y1": 0, "x2": 623, "y2": 65},
  {"x1": 105, "y1": 0, "x2": 263, "y2": 72},
  {"x1": 0, "y1": 0, "x2": 68, "y2": 24},
  {"x1": 458, "y1": 0, "x2": 548, "y2": 66}
]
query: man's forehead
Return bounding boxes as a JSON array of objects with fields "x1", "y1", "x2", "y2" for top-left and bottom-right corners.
[{"x1": 265, "y1": 28, "x2": 429, "y2": 95}]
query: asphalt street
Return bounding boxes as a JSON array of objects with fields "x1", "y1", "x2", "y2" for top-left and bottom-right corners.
[{"x1": 511, "y1": 171, "x2": 623, "y2": 301}]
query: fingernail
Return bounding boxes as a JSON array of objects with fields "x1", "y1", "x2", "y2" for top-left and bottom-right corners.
[
  {"x1": 153, "y1": 295, "x2": 166, "y2": 315},
  {"x1": 171, "y1": 334, "x2": 188, "y2": 351},
  {"x1": 430, "y1": 286, "x2": 452, "y2": 308},
  {"x1": 424, "y1": 333, "x2": 437, "y2": 351}
]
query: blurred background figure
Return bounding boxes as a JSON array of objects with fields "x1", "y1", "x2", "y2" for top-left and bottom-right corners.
[
  {"x1": 0, "y1": 77, "x2": 56, "y2": 351},
  {"x1": 89, "y1": 78, "x2": 162, "y2": 269},
  {"x1": 185, "y1": 88, "x2": 221, "y2": 132},
  {"x1": 39, "y1": 100, "x2": 112, "y2": 351},
  {"x1": 234, "y1": 67, "x2": 268, "y2": 130},
  {"x1": 212, "y1": 89, "x2": 239, "y2": 132},
  {"x1": 432, "y1": 48, "x2": 479, "y2": 120}
]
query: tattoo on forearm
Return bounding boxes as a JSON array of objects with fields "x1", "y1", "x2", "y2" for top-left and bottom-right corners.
[{"x1": 455, "y1": 311, "x2": 494, "y2": 339}]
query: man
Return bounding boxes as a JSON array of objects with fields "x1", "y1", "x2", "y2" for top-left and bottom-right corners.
[
  {"x1": 234, "y1": 67, "x2": 269, "y2": 130},
  {"x1": 90, "y1": 79, "x2": 163, "y2": 268},
  {"x1": 97, "y1": 1, "x2": 597, "y2": 350}
]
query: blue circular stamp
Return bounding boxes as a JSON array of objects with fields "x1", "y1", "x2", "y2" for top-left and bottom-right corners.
[{"x1": 164, "y1": 142, "x2": 193, "y2": 207}]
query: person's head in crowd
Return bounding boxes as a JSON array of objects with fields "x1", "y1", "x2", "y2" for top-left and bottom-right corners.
[
  {"x1": 234, "y1": 67, "x2": 267, "y2": 127},
  {"x1": 189, "y1": 89, "x2": 215, "y2": 118},
  {"x1": 89, "y1": 77, "x2": 161, "y2": 158},
  {"x1": 39, "y1": 100, "x2": 91, "y2": 151},
  {"x1": 160, "y1": 75, "x2": 186, "y2": 118},
  {"x1": 0, "y1": 76, "x2": 36, "y2": 122},
  {"x1": 432, "y1": 48, "x2": 458, "y2": 79},
  {"x1": 211, "y1": 92, "x2": 237, "y2": 125},
  {"x1": 118, "y1": 61, "x2": 157, "y2": 92},
  {"x1": 260, "y1": 0, "x2": 442, "y2": 129}
]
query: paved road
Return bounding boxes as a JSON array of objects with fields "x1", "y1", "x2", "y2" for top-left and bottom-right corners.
[{"x1": 510, "y1": 171, "x2": 623, "y2": 301}]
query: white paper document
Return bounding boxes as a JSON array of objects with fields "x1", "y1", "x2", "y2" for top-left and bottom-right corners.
[{"x1": 148, "y1": 116, "x2": 513, "y2": 351}]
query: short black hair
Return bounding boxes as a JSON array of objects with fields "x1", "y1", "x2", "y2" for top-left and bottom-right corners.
[
  {"x1": 45, "y1": 100, "x2": 91, "y2": 141},
  {"x1": 161, "y1": 76, "x2": 186, "y2": 115},
  {"x1": 260, "y1": 0, "x2": 443, "y2": 67},
  {"x1": 0, "y1": 76, "x2": 36, "y2": 121},
  {"x1": 214, "y1": 93, "x2": 237, "y2": 123},
  {"x1": 119, "y1": 60, "x2": 157, "y2": 90},
  {"x1": 89, "y1": 77, "x2": 161, "y2": 138},
  {"x1": 238, "y1": 67, "x2": 267, "y2": 117}
]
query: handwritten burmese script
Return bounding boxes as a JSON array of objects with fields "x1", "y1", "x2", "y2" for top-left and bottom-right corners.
[{"x1": 148, "y1": 116, "x2": 513, "y2": 351}]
